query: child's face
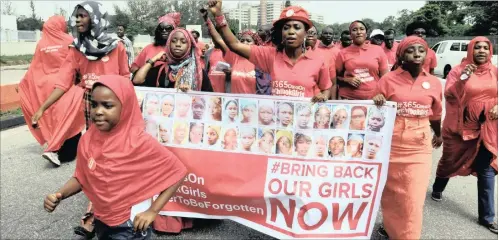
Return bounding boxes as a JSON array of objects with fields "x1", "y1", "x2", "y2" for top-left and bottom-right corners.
[
  {"x1": 226, "y1": 102, "x2": 238, "y2": 120},
  {"x1": 329, "y1": 136, "x2": 345, "y2": 156},
  {"x1": 366, "y1": 138, "x2": 382, "y2": 159},
  {"x1": 192, "y1": 101, "x2": 205, "y2": 120},
  {"x1": 314, "y1": 136, "x2": 326, "y2": 157},
  {"x1": 241, "y1": 131, "x2": 255, "y2": 150},
  {"x1": 190, "y1": 125, "x2": 204, "y2": 144},
  {"x1": 333, "y1": 109, "x2": 348, "y2": 128},
  {"x1": 174, "y1": 124, "x2": 187, "y2": 143},
  {"x1": 206, "y1": 127, "x2": 219, "y2": 145},
  {"x1": 91, "y1": 86, "x2": 122, "y2": 132},
  {"x1": 146, "y1": 96, "x2": 159, "y2": 115},
  {"x1": 348, "y1": 140, "x2": 362, "y2": 154},
  {"x1": 278, "y1": 104, "x2": 293, "y2": 126},
  {"x1": 161, "y1": 97, "x2": 174, "y2": 117},
  {"x1": 368, "y1": 112, "x2": 384, "y2": 131},
  {"x1": 315, "y1": 107, "x2": 331, "y2": 127},
  {"x1": 176, "y1": 99, "x2": 190, "y2": 117},
  {"x1": 259, "y1": 106, "x2": 274, "y2": 125},
  {"x1": 278, "y1": 136, "x2": 291, "y2": 153},
  {"x1": 259, "y1": 133, "x2": 274, "y2": 153},
  {"x1": 242, "y1": 105, "x2": 255, "y2": 121},
  {"x1": 350, "y1": 109, "x2": 366, "y2": 129},
  {"x1": 295, "y1": 137, "x2": 311, "y2": 156},
  {"x1": 297, "y1": 108, "x2": 311, "y2": 128},
  {"x1": 159, "y1": 125, "x2": 170, "y2": 143},
  {"x1": 224, "y1": 129, "x2": 238, "y2": 149}
]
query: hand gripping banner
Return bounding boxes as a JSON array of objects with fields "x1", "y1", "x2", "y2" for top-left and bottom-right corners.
[{"x1": 134, "y1": 87, "x2": 397, "y2": 239}]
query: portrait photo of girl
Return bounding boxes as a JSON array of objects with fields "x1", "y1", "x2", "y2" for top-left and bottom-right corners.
[
  {"x1": 258, "y1": 128, "x2": 275, "y2": 154},
  {"x1": 160, "y1": 94, "x2": 175, "y2": 118},
  {"x1": 240, "y1": 99, "x2": 258, "y2": 125},
  {"x1": 275, "y1": 130, "x2": 293, "y2": 156},
  {"x1": 223, "y1": 98, "x2": 239, "y2": 124},
  {"x1": 143, "y1": 93, "x2": 160, "y2": 117},
  {"x1": 207, "y1": 96, "x2": 222, "y2": 121},
  {"x1": 221, "y1": 127, "x2": 239, "y2": 151},
  {"x1": 330, "y1": 105, "x2": 350, "y2": 129}
]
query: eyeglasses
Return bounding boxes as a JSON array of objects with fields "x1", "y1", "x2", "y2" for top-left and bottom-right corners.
[{"x1": 159, "y1": 26, "x2": 174, "y2": 32}]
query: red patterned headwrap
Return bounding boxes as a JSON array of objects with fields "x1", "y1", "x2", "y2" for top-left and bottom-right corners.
[
  {"x1": 158, "y1": 12, "x2": 181, "y2": 28},
  {"x1": 238, "y1": 30, "x2": 263, "y2": 46}
]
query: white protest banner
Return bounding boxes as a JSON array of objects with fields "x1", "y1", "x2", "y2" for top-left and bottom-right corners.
[{"x1": 135, "y1": 87, "x2": 396, "y2": 239}]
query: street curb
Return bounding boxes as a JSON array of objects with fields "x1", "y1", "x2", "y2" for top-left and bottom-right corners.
[{"x1": 0, "y1": 115, "x2": 25, "y2": 131}]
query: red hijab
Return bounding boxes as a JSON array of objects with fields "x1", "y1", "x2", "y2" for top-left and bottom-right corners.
[
  {"x1": 19, "y1": 15, "x2": 85, "y2": 151},
  {"x1": 394, "y1": 36, "x2": 428, "y2": 69},
  {"x1": 75, "y1": 75, "x2": 186, "y2": 226},
  {"x1": 460, "y1": 36, "x2": 494, "y2": 74},
  {"x1": 165, "y1": 28, "x2": 203, "y2": 91}
]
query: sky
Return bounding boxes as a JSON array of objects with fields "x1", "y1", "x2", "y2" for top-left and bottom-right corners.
[{"x1": 3, "y1": 0, "x2": 426, "y2": 24}]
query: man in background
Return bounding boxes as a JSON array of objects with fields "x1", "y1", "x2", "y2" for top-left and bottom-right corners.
[{"x1": 116, "y1": 24, "x2": 134, "y2": 68}]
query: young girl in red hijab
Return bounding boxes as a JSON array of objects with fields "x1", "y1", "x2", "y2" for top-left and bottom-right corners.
[
  {"x1": 31, "y1": 1, "x2": 130, "y2": 165},
  {"x1": 165, "y1": 28, "x2": 213, "y2": 92},
  {"x1": 431, "y1": 36, "x2": 498, "y2": 233},
  {"x1": 44, "y1": 75, "x2": 186, "y2": 239},
  {"x1": 373, "y1": 36, "x2": 443, "y2": 239},
  {"x1": 18, "y1": 15, "x2": 85, "y2": 166}
]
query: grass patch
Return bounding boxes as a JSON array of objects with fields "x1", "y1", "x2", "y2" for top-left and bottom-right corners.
[
  {"x1": 0, "y1": 54, "x2": 33, "y2": 66},
  {"x1": 0, "y1": 108, "x2": 23, "y2": 117}
]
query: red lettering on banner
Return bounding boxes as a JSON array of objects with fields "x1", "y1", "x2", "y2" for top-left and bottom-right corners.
[
  {"x1": 318, "y1": 183, "x2": 374, "y2": 198},
  {"x1": 333, "y1": 166, "x2": 374, "y2": 179},
  {"x1": 268, "y1": 178, "x2": 312, "y2": 197},
  {"x1": 297, "y1": 202, "x2": 328, "y2": 230},
  {"x1": 269, "y1": 198, "x2": 370, "y2": 231},
  {"x1": 279, "y1": 163, "x2": 329, "y2": 177},
  {"x1": 362, "y1": 184, "x2": 373, "y2": 198},
  {"x1": 269, "y1": 198, "x2": 295, "y2": 228},
  {"x1": 332, "y1": 202, "x2": 368, "y2": 230}
]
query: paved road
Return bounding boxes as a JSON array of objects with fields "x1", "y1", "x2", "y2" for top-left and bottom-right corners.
[{"x1": 0, "y1": 125, "x2": 497, "y2": 239}]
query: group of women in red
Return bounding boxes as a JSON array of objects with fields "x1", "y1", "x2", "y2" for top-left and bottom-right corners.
[{"x1": 16, "y1": 0, "x2": 496, "y2": 239}]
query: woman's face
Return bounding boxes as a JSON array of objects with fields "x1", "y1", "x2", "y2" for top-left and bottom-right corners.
[
  {"x1": 75, "y1": 7, "x2": 90, "y2": 33},
  {"x1": 348, "y1": 140, "x2": 362, "y2": 155},
  {"x1": 161, "y1": 97, "x2": 174, "y2": 117},
  {"x1": 259, "y1": 106, "x2": 274, "y2": 125},
  {"x1": 351, "y1": 109, "x2": 366, "y2": 129},
  {"x1": 192, "y1": 101, "x2": 205, "y2": 120},
  {"x1": 278, "y1": 104, "x2": 293, "y2": 126},
  {"x1": 241, "y1": 132, "x2": 256, "y2": 150},
  {"x1": 282, "y1": 20, "x2": 306, "y2": 49},
  {"x1": 350, "y1": 22, "x2": 367, "y2": 45},
  {"x1": 315, "y1": 107, "x2": 331, "y2": 128},
  {"x1": 242, "y1": 105, "x2": 255, "y2": 121},
  {"x1": 295, "y1": 137, "x2": 311, "y2": 156},
  {"x1": 329, "y1": 137, "x2": 345, "y2": 156},
  {"x1": 170, "y1": 31, "x2": 189, "y2": 58},
  {"x1": 240, "y1": 34, "x2": 255, "y2": 45},
  {"x1": 277, "y1": 136, "x2": 291, "y2": 154},
  {"x1": 473, "y1": 41, "x2": 490, "y2": 65},
  {"x1": 206, "y1": 127, "x2": 219, "y2": 145},
  {"x1": 333, "y1": 109, "x2": 348, "y2": 128},
  {"x1": 297, "y1": 108, "x2": 311, "y2": 128},
  {"x1": 146, "y1": 97, "x2": 159, "y2": 116},
  {"x1": 158, "y1": 22, "x2": 174, "y2": 40},
  {"x1": 315, "y1": 136, "x2": 326, "y2": 157},
  {"x1": 226, "y1": 102, "x2": 238, "y2": 120},
  {"x1": 403, "y1": 43, "x2": 426, "y2": 65},
  {"x1": 224, "y1": 129, "x2": 238, "y2": 150},
  {"x1": 259, "y1": 133, "x2": 274, "y2": 153},
  {"x1": 190, "y1": 125, "x2": 204, "y2": 144}
]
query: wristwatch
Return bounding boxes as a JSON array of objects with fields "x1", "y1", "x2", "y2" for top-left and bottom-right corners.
[{"x1": 146, "y1": 59, "x2": 155, "y2": 65}]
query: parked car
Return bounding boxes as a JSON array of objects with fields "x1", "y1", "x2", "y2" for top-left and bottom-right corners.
[{"x1": 432, "y1": 40, "x2": 498, "y2": 78}]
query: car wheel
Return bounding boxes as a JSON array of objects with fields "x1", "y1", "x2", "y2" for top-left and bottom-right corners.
[{"x1": 443, "y1": 65, "x2": 451, "y2": 79}]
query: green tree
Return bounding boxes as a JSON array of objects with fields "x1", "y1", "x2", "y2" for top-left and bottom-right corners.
[
  {"x1": 1, "y1": 0, "x2": 15, "y2": 15},
  {"x1": 360, "y1": 18, "x2": 380, "y2": 31},
  {"x1": 379, "y1": 16, "x2": 396, "y2": 31},
  {"x1": 17, "y1": 1, "x2": 43, "y2": 31},
  {"x1": 395, "y1": 9, "x2": 414, "y2": 36},
  {"x1": 465, "y1": 1, "x2": 498, "y2": 36},
  {"x1": 411, "y1": 3, "x2": 449, "y2": 36}
]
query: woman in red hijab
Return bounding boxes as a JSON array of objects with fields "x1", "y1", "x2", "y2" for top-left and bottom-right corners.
[
  {"x1": 18, "y1": 15, "x2": 85, "y2": 166},
  {"x1": 431, "y1": 37, "x2": 498, "y2": 233},
  {"x1": 132, "y1": 13, "x2": 181, "y2": 87},
  {"x1": 335, "y1": 20, "x2": 389, "y2": 100},
  {"x1": 206, "y1": 0, "x2": 331, "y2": 102},
  {"x1": 373, "y1": 36, "x2": 443, "y2": 239},
  {"x1": 31, "y1": 1, "x2": 130, "y2": 165},
  {"x1": 44, "y1": 75, "x2": 186, "y2": 239}
]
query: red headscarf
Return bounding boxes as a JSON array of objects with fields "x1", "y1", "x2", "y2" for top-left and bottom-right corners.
[
  {"x1": 460, "y1": 36, "x2": 494, "y2": 73},
  {"x1": 158, "y1": 12, "x2": 181, "y2": 28},
  {"x1": 165, "y1": 28, "x2": 203, "y2": 91},
  {"x1": 238, "y1": 30, "x2": 263, "y2": 46},
  {"x1": 75, "y1": 75, "x2": 186, "y2": 226},
  {"x1": 395, "y1": 36, "x2": 428, "y2": 68},
  {"x1": 19, "y1": 15, "x2": 85, "y2": 151}
]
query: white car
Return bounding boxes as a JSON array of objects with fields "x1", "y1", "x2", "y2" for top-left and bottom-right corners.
[{"x1": 431, "y1": 40, "x2": 498, "y2": 78}]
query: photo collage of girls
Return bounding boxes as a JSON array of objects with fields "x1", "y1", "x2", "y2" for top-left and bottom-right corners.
[{"x1": 138, "y1": 90, "x2": 388, "y2": 161}]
